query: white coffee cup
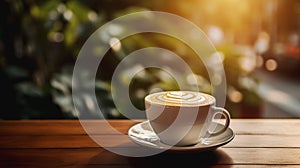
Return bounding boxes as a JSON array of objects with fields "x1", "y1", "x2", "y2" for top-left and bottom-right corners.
[{"x1": 145, "y1": 91, "x2": 230, "y2": 146}]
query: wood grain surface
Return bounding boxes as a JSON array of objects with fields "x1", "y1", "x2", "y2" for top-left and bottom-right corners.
[{"x1": 0, "y1": 119, "x2": 299, "y2": 167}]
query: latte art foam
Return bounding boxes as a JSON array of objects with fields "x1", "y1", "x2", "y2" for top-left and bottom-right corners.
[
  {"x1": 157, "y1": 91, "x2": 205, "y2": 104},
  {"x1": 145, "y1": 91, "x2": 214, "y2": 107}
]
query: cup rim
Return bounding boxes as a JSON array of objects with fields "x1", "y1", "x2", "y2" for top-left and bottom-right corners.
[{"x1": 145, "y1": 91, "x2": 215, "y2": 107}]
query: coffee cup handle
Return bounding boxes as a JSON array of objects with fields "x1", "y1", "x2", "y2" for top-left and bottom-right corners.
[{"x1": 208, "y1": 106, "x2": 231, "y2": 136}]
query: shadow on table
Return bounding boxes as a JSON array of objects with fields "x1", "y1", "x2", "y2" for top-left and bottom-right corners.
[
  {"x1": 86, "y1": 148, "x2": 233, "y2": 168},
  {"x1": 127, "y1": 149, "x2": 233, "y2": 168}
]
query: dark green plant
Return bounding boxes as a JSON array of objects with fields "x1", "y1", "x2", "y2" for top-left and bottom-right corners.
[{"x1": 0, "y1": 0, "x2": 265, "y2": 119}]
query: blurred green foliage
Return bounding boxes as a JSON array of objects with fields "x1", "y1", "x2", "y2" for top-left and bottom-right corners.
[{"x1": 0, "y1": 0, "x2": 264, "y2": 119}]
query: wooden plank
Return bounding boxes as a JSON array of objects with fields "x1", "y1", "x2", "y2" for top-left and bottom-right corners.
[
  {"x1": 0, "y1": 119, "x2": 300, "y2": 135},
  {"x1": 0, "y1": 148, "x2": 300, "y2": 166},
  {"x1": 83, "y1": 166, "x2": 300, "y2": 168},
  {"x1": 1, "y1": 165, "x2": 299, "y2": 168},
  {"x1": 230, "y1": 119, "x2": 300, "y2": 135},
  {"x1": 227, "y1": 134, "x2": 300, "y2": 148},
  {"x1": 2, "y1": 164, "x2": 300, "y2": 168},
  {"x1": 1, "y1": 134, "x2": 300, "y2": 149},
  {"x1": 0, "y1": 120, "x2": 141, "y2": 135},
  {"x1": 0, "y1": 135, "x2": 138, "y2": 148},
  {"x1": 223, "y1": 148, "x2": 300, "y2": 165},
  {"x1": 1, "y1": 119, "x2": 300, "y2": 167}
]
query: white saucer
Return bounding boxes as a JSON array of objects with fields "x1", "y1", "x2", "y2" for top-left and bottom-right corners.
[{"x1": 128, "y1": 121, "x2": 235, "y2": 153}]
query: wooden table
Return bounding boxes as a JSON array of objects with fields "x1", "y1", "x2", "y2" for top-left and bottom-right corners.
[{"x1": 0, "y1": 119, "x2": 300, "y2": 167}]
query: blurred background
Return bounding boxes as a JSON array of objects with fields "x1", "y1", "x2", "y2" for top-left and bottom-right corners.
[{"x1": 0, "y1": 0, "x2": 299, "y2": 119}]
